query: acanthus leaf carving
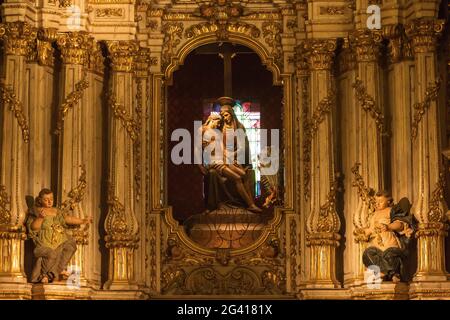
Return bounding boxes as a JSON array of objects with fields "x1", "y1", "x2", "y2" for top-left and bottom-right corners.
[{"x1": 161, "y1": 22, "x2": 184, "y2": 70}]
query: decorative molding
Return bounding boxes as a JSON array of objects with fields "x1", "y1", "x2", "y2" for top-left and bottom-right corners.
[
  {"x1": 349, "y1": 29, "x2": 383, "y2": 62},
  {"x1": 352, "y1": 77, "x2": 386, "y2": 135},
  {"x1": 60, "y1": 165, "x2": 87, "y2": 212},
  {"x1": 289, "y1": 218, "x2": 297, "y2": 290},
  {"x1": 134, "y1": 79, "x2": 143, "y2": 202},
  {"x1": 319, "y1": 6, "x2": 346, "y2": 15},
  {"x1": 262, "y1": 21, "x2": 283, "y2": 68},
  {"x1": 0, "y1": 185, "x2": 11, "y2": 226},
  {"x1": 148, "y1": 216, "x2": 157, "y2": 291},
  {"x1": 0, "y1": 21, "x2": 37, "y2": 57},
  {"x1": 54, "y1": 72, "x2": 90, "y2": 136},
  {"x1": 428, "y1": 173, "x2": 446, "y2": 223},
  {"x1": 133, "y1": 47, "x2": 152, "y2": 78},
  {"x1": 184, "y1": 22, "x2": 260, "y2": 40},
  {"x1": 246, "y1": 12, "x2": 282, "y2": 20},
  {"x1": 95, "y1": 8, "x2": 124, "y2": 17},
  {"x1": 108, "y1": 92, "x2": 139, "y2": 141},
  {"x1": 57, "y1": 32, "x2": 93, "y2": 66},
  {"x1": 0, "y1": 82, "x2": 30, "y2": 143},
  {"x1": 161, "y1": 22, "x2": 184, "y2": 69},
  {"x1": 406, "y1": 18, "x2": 445, "y2": 53},
  {"x1": 411, "y1": 78, "x2": 441, "y2": 139}
]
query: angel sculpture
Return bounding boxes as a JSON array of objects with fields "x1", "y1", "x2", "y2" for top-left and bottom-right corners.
[{"x1": 355, "y1": 191, "x2": 414, "y2": 282}]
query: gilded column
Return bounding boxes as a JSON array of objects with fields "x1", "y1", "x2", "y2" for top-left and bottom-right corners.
[
  {"x1": 56, "y1": 31, "x2": 92, "y2": 285},
  {"x1": 0, "y1": 22, "x2": 36, "y2": 292},
  {"x1": 301, "y1": 39, "x2": 341, "y2": 288},
  {"x1": 406, "y1": 18, "x2": 448, "y2": 284},
  {"x1": 349, "y1": 29, "x2": 385, "y2": 285},
  {"x1": 104, "y1": 41, "x2": 139, "y2": 291}
]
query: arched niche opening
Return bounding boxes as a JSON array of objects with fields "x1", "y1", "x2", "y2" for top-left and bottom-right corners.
[{"x1": 166, "y1": 42, "x2": 283, "y2": 249}]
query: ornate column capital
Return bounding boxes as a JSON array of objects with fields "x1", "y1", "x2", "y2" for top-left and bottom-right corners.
[
  {"x1": 56, "y1": 31, "x2": 93, "y2": 65},
  {"x1": 0, "y1": 21, "x2": 37, "y2": 58},
  {"x1": 349, "y1": 29, "x2": 383, "y2": 63},
  {"x1": 107, "y1": 41, "x2": 139, "y2": 73},
  {"x1": 337, "y1": 38, "x2": 356, "y2": 74},
  {"x1": 382, "y1": 24, "x2": 413, "y2": 63},
  {"x1": 36, "y1": 28, "x2": 58, "y2": 67},
  {"x1": 88, "y1": 42, "x2": 105, "y2": 75},
  {"x1": 297, "y1": 39, "x2": 337, "y2": 71},
  {"x1": 133, "y1": 47, "x2": 152, "y2": 78},
  {"x1": 405, "y1": 18, "x2": 445, "y2": 54}
]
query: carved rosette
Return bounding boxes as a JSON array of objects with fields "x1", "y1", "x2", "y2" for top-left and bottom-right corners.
[
  {"x1": 349, "y1": 29, "x2": 383, "y2": 63},
  {"x1": 88, "y1": 42, "x2": 105, "y2": 74},
  {"x1": 57, "y1": 31, "x2": 93, "y2": 66},
  {"x1": 406, "y1": 18, "x2": 445, "y2": 54},
  {"x1": 37, "y1": 28, "x2": 58, "y2": 67},
  {"x1": 298, "y1": 39, "x2": 337, "y2": 71},
  {"x1": 107, "y1": 40, "x2": 139, "y2": 73},
  {"x1": 0, "y1": 21, "x2": 37, "y2": 57},
  {"x1": 104, "y1": 185, "x2": 139, "y2": 248}
]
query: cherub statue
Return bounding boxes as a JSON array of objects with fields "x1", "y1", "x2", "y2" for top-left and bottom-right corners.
[
  {"x1": 355, "y1": 191, "x2": 414, "y2": 283},
  {"x1": 26, "y1": 188, "x2": 92, "y2": 283}
]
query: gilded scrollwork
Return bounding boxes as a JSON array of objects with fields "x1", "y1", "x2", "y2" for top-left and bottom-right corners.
[
  {"x1": 95, "y1": 8, "x2": 124, "y2": 17},
  {"x1": 309, "y1": 89, "x2": 336, "y2": 135},
  {"x1": 411, "y1": 78, "x2": 441, "y2": 139},
  {"x1": 262, "y1": 21, "x2": 283, "y2": 68},
  {"x1": 352, "y1": 77, "x2": 386, "y2": 135},
  {"x1": 60, "y1": 165, "x2": 87, "y2": 212},
  {"x1": 0, "y1": 81, "x2": 30, "y2": 143},
  {"x1": 319, "y1": 6, "x2": 346, "y2": 15},
  {"x1": 316, "y1": 180, "x2": 340, "y2": 234},
  {"x1": 0, "y1": 185, "x2": 11, "y2": 226},
  {"x1": 54, "y1": 72, "x2": 90, "y2": 136},
  {"x1": 108, "y1": 92, "x2": 140, "y2": 141},
  {"x1": 161, "y1": 22, "x2": 184, "y2": 69},
  {"x1": 104, "y1": 184, "x2": 139, "y2": 247},
  {"x1": 351, "y1": 162, "x2": 376, "y2": 237},
  {"x1": 289, "y1": 219, "x2": 297, "y2": 289},
  {"x1": 428, "y1": 173, "x2": 446, "y2": 223},
  {"x1": 184, "y1": 22, "x2": 260, "y2": 40}
]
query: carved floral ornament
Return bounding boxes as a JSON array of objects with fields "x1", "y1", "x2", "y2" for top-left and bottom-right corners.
[
  {"x1": 0, "y1": 21, "x2": 37, "y2": 57},
  {"x1": 0, "y1": 81, "x2": 30, "y2": 143},
  {"x1": 0, "y1": 185, "x2": 11, "y2": 226},
  {"x1": 57, "y1": 31, "x2": 94, "y2": 66},
  {"x1": 107, "y1": 40, "x2": 139, "y2": 72},
  {"x1": 60, "y1": 165, "x2": 88, "y2": 212},
  {"x1": 349, "y1": 28, "x2": 383, "y2": 62}
]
